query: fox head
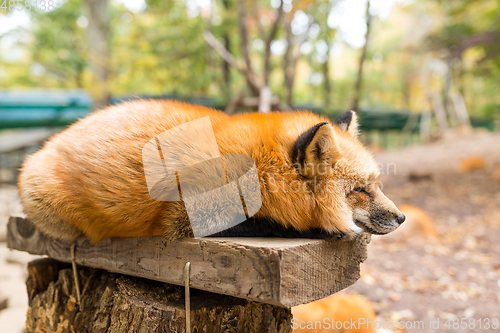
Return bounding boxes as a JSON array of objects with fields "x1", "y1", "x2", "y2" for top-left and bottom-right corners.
[{"x1": 287, "y1": 111, "x2": 405, "y2": 237}]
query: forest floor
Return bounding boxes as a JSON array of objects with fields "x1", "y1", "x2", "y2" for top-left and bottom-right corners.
[
  {"x1": 345, "y1": 130, "x2": 500, "y2": 333},
  {"x1": 0, "y1": 130, "x2": 499, "y2": 333},
  {"x1": 0, "y1": 185, "x2": 33, "y2": 333}
]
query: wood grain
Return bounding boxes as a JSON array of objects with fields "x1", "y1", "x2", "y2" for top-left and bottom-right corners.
[
  {"x1": 7, "y1": 216, "x2": 370, "y2": 307},
  {"x1": 26, "y1": 258, "x2": 294, "y2": 333}
]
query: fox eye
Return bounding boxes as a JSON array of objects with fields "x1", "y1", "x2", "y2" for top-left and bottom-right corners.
[{"x1": 353, "y1": 187, "x2": 366, "y2": 193}]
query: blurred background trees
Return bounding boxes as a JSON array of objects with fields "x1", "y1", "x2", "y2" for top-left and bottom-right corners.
[{"x1": 0, "y1": 0, "x2": 499, "y2": 121}]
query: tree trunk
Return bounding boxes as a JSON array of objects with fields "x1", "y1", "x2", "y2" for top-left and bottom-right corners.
[
  {"x1": 83, "y1": 0, "x2": 111, "y2": 109},
  {"x1": 26, "y1": 258, "x2": 293, "y2": 333},
  {"x1": 402, "y1": 66, "x2": 411, "y2": 109},
  {"x1": 258, "y1": 86, "x2": 272, "y2": 113},
  {"x1": 237, "y1": 0, "x2": 260, "y2": 96},
  {"x1": 428, "y1": 91, "x2": 449, "y2": 134},
  {"x1": 323, "y1": 52, "x2": 331, "y2": 109},
  {"x1": 222, "y1": 0, "x2": 231, "y2": 93},
  {"x1": 75, "y1": 61, "x2": 84, "y2": 89},
  {"x1": 283, "y1": 17, "x2": 294, "y2": 107},
  {"x1": 442, "y1": 59, "x2": 457, "y2": 127},
  {"x1": 263, "y1": 0, "x2": 284, "y2": 86},
  {"x1": 351, "y1": 0, "x2": 372, "y2": 111}
]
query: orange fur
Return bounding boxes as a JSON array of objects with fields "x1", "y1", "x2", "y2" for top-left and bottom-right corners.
[
  {"x1": 458, "y1": 156, "x2": 486, "y2": 172},
  {"x1": 386, "y1": 204, "x2": 439, "y2": 241},
  {"x1": 292, "y1": 294, "x2": 378, "y2": 333},
  {"x1": 18, "y1": 100, "x2": 403, "y2": 243}
]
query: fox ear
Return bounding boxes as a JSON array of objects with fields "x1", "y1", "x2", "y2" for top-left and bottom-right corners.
[
  {"x1": 292, "y1": 122, "x2": 340, "y2": 177},
  {"x1": 334, "y1": 111, "x2": 359, "y2": 137}
]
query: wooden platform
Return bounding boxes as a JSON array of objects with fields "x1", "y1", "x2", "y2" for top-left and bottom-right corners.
[{"x1": 7, "y1": 216, "x2": 370, "y2": 308}]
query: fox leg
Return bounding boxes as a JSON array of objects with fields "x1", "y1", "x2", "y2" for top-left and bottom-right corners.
[
  {"x1": 159, "y1": 202, "x2": 194, "y2": 240},
  {"x1": 208, "y1": 217, "x2": 343, "y2": 240},
  {"x1": 21, "y1": 198, "x2": 83, "y2": 243}
]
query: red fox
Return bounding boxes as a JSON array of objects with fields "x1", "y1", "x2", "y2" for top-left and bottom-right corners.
[
  {"x1": 292, "y1": 294, "x2": 379, "y2": 333},
  {"x1": 18, "y1": 100, "x2": 404, "y2": 244},
  {"x1": 458, "y1": 156, "x2": 486, "y2": 172}
]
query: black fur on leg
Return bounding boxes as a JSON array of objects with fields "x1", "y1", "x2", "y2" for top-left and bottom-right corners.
[{"x1": 207, "y1": 217, "x2": 343, "y2": 240}]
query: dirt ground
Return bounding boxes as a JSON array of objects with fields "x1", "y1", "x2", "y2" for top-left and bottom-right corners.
[
  {"x1": 345, "y1": 131, "x2": 500, "y2": 333},
  {"x1": 0, "y1": 186, "x2": 33, "y2": 333},
  {"x1": 0, "y1": 131, "x2": 499, "y2": 333}
]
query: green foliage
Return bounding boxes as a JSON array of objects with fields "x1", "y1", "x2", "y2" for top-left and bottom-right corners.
[
  {"x1": 0, "y1": 0, "x2": 499, "y2": 121},
  {"x1": 30, "y1": 0, "x2": 87, "y2": 88},
  {"x1": 111, "y1": 2, "x2": 216, "y2": 95},
  {"x1": 481, "y1": 103, "x2": 500, "y2": 119},
  {"x1": 427, "y1": 23, "x2": 475, "y2": 49}
]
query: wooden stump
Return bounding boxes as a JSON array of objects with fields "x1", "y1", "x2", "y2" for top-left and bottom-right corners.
[
  {"x1": 8, "y1": 217, "x2": 371, "y2": 308},
  {"x1": 26, "y1": 258, "x2": 293, "y2": 333},
  {"x1": 9, "y1": 216, "x2": 371, "y2": 332}
]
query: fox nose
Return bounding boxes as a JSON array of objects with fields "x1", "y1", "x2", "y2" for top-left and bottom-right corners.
[{"x1": 397, "y1": 213, "x2": 406, "y2": 224}]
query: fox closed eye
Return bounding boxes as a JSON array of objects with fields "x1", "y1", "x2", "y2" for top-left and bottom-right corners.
[{"x1": 352, "y1": 187, "x2": 368, "y2": 194}]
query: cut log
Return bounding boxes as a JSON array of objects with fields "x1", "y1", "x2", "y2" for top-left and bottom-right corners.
[
  {"x1": 26, "y1": 258, "x2": 293, "y2": 333},
  {"x1": 7, "y1": 216, "x2": 370, "y2": 307}
]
